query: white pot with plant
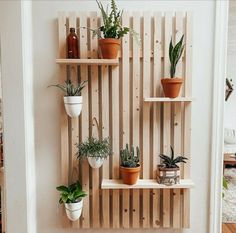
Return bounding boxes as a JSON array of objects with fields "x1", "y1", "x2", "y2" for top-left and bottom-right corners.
[
  {"x1": 48, "y1": 79, "x2": 86, "y2": 118},
  {"x1": 56, "y1": 181, "x2": 87, "y2": 221},
  {"x1": 77, "y1": 137, "x2": 112, "y2": 169},
  {"x1": 81, "y1": 0, "x2": 139, "y2": 59},
  {"x1": 157, "y1": 147, "x2": 188, "y2": 186}
]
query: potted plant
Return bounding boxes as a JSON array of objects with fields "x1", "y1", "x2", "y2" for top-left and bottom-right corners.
[
  {"x1": 48, "y1": 79, "x2": 86, "y2": 118},
  {"x1": 161, "y1": 35, "x2": 185, "y2": 98},
  {"x1": 120, "y1": 144, "x2": 140, "y2": 185},
  {"x1": 77, "y1": 137, "x2": 112, "y2": 169},
  {"x1": 157, "y1": 147, "x2": 188, "y2": 185},
  {"x1": 56, "y1": 181, "x2": 87, "y2": 221}
]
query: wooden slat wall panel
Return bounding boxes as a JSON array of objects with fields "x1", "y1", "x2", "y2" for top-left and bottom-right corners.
[
  {"x1": 132, "y1": 11, "x2": 141, "y2": 229},
  {"x1": 79, "y1": 12, "x2": 90, "y2": 229},
  {"x1": 57, "y1": 11, "x2": 192, "y2": 229},
  {"x1": 121, "y1": 12, "x2": 130, "y2": 229}
]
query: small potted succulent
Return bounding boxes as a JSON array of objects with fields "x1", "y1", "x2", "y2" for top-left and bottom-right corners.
[
  {"x1": 56, "y1": 181, "x2": 87, "y2": 221},
  {"x1": 161, "y1": 35, "x2": 185, "y2": 98},
  {"x1": 77, "y1": 137, "x2": 112, "y2": 169},
  {"x1": 120, "y1": 144, "x2": 140, "y2": 185},
  {"x1": 48, "y1": 79, "x2": 86, "y2": 118},
  {"x1": 157, "y1": 147, "x2": 188, "y2": 185}
]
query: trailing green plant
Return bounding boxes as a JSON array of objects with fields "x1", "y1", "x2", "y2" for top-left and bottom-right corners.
[
  {"x1": 56, "y1": 181, "x2": 87, "y2": 204},
  {"x1": 48, "y1": 79, "x2": 86, "y2": 96},
  {"x1": 120, "y1": 144, "x2": 140, "y2": 168},
  {"x1": 169, "y1": 35, "x2": 185, "y2": 78},
  {"x1": 81, "y1": 0, "x2": 139, "y2": 43},
  {"x1": 159, "y1": 146, "x2": 187, "y2": 168},
  {"x1": 222, "y1": 176, "x2": 229, "y2": 198},
  {"x1": 77, "y1": 137, "x2": 112, "y2": 159}
]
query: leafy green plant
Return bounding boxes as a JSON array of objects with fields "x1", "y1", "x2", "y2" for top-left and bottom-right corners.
[
  {"x1": 159, "y1": 146, "x2": 187, "y2": 168},
  {"x1": 77, "y1": 137, "x2": 112, "y2": 159},
  {"x1": 56, "y1": 181, "x2": 87, "y2": 204},
  {"x1": 169, "y1": 35, "x2": 185, "y2": 78},
  {"x1": 48, "y1": 79, "x2": 86, "y2": 96},
  {"x1": 222, "y1": 176, "x2": 229, "y2": 198},
  {"x1": 120, "y1": 144, "x2": 140, "y2": 168}
]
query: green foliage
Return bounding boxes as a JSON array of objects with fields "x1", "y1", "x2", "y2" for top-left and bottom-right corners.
[
  {"x1": 77, "y1": 137, "x2": 112, "y2": 159},
  {"x1": 95, "y1": 0, "x2": 129, "y2": 39},
  {"x1": 159, "y1": 146, "x2": 187, "y2": 168},
  {"x1": 48, "y1": 79, "x2": 86, "y2": 96},
  {"x1": 222, "y1": 176, "x2": 229, "y2": 198},
  {"x1": 56, "y1": 181, "x2": 87, "y2": 204},
  {"x1": 120, "y1": 144, "x2": 140, "y2": 168},
  {"x1": 169, "y1": 35, "x2": 185, "y2": 78}
]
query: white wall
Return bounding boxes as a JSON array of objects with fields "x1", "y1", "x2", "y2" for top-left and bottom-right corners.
[
  {"x1": 225, "y1": 1, "x2": 236, "y2": 129},
  {"x1": 32, "y1": 1, "x2": 215, "y2": 233}
]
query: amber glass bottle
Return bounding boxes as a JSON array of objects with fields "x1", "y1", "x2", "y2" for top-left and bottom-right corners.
[{"x1": 67, "y1": 28, "x2": 79, "y2": 58}]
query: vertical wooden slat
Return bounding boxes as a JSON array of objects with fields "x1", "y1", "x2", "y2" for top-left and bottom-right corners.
[
  {"x1": 121, "y1": 11, "x2": 130, "y2": 229},
  {"x1": 132, "y1": 12, "x2": 140, "y2": 229},
  {"x1": 90, "y1": 12, "x2": 100, "y2": 228},
  {"x1": 79, "y1": 12, "x2": 90, "y2": 229},
  {"x1": 111, "y1": 55, "x2": 120, "y2": 229},
  {"x1": 162, "y1": 12, "x2": 172, "y2": 228},
  {"x1": 183, "y1": 12, "x2": 193, "y2": 228},
  {"x1": 172, "y1": 12, "x2": 183, "y2": 229},
  {"x1": 142, "y1": 12, "x2": 151, "y2": 228},
  {"x1": 58, "y1": 11, "x2": 71, "y2": 228},
  {"x1": 152, "y1": 12, "x2": 162, "y2": 228},
  {"x1": 101, "y1": 64, "x2": 110, "y2": 228},
  {"x1": 68, "y1": 11, "x2": 80, "y2": 229}
]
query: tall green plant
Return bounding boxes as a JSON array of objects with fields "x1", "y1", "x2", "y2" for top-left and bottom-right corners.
[
  {"x1": 48, "y1": 80, "x2": 86, "y2": 96},
  {"x1": 169, "y1": 35, "x2": 185, "y2": 78},
  {"x1": 120, "y1": 144, "x2": 140, "y2": 168}
]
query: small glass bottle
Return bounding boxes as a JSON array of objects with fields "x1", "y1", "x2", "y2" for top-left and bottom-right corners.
[{"x1": 67, "y1": 27, "x2": 79, "y2": 58}]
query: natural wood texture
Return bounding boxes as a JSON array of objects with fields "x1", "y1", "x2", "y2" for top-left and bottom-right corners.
[
  {"x1": 56, "y1": 58, "x2": 119, "y2": 65},
  {"x1": 222, "y1": 224, "x2": 236, "y2": 233},
  {"x1": 58, "y1": 11, "x2": 193, "y2": 229},
  {"x1": 144, "y1": 97, "x2": 193, "y2": 102},
  {"x1": 101, "y1": 179, "x2": 194, "y2": 189}
]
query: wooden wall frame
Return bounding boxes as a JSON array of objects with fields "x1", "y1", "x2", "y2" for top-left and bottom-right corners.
[{"x1": 57, "y1": 11, "x2": 193, "y2": 229}]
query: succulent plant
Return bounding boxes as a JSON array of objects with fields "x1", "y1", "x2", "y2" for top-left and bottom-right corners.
[
  {"x1": 159, "y1": 146, "x2": 187, "y2": 168},
  {"x1": 169, "y1": 35, "x2": 185, "y2": 78},
  {"x1": 77, "y1": 137, "x2": 112, "y2": 159},
  {"x1": 56, "y1": 181, "x2": 87, "y2": 204},
  {"x1": 48, "y1": 79, "x2": 87, "y2": 96},
  {"x1": 120, "y1": 144, "x2": 140, "y2": 168}
]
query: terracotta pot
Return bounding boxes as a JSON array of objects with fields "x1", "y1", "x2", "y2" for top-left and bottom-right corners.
[
  {"x1": 161, "y1": 78, "x2": 183, "y2": 98},
  {"x1": 157, "y1": 165, "x2": 180, "y2": 185},
  {"x1": 99, "y1": 38, "x2": 121, "y2": 59},
  {"x1": 120, "y1": 165, "x2": 140, "y2": 185}
]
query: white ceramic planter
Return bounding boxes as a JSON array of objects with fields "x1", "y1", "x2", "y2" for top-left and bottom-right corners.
[
  {"x1": 88, "y1": 157, "x2": 105, "y2": 169},
  {"x1": 63, "y1": 96, "x2": 83, "y2": 118},
  {"x1": 65, "y1": 199, "x2": 83, "y2": 221}
]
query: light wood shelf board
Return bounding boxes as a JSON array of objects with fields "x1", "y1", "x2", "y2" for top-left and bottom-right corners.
[
  {"x1": 56, "y1": 58, "x2": 119, "y2": 65},
  {"x1": 143, "y1": 97, "x2": 194, "y2": 102},
  {"x1": 101, "y1": 179, "x2": 194, "y2": 189}
]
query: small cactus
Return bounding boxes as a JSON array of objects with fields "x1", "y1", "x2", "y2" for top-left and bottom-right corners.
[{"x1": 120, "y1": 144, "x2": 140, "y2": 168}]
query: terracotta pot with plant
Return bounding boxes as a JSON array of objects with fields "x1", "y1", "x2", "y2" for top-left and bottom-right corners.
[
  {"x1": 77, "y1": 137, "x2": 112, "y2": 169},
  {"x1": 120, "y1": 144, "x2": 140, "y2": 185},
  {"x1": 161, "y1": 35, "x2": 185, "y2": 98},
  {"x1": 56, "y1": 181, "x2": 87, "y2": 221},
  {"x1": 157, "y1": 147, "x2": 188, "y2": 186},
  {"x1": 48, "y1": 80, "x2": 86, "y2": 118}
]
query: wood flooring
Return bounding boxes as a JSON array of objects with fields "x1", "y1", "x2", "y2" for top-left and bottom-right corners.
[{"x1": 222, "y1": 223, "x2": 236, "y2": 233}]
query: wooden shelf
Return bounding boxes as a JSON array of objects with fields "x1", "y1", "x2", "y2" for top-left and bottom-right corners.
[
  {"x1": 56, "y1": 58, "x2": 119, "y2": 66},
  {"x1": 101, "y1": 179, "x2": 194, "y2": 189},
  {"x1": 144, "y1": 97, "x2": 194, "y2": 102}
]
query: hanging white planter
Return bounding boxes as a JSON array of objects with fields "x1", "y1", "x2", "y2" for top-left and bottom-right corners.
[
  {"x1": 65, "y1": 199, "x2": 83, "y2": 221},
  {"x1": 88, "y1": 157, "x2": 105, "y2": 169},
  {"x1": 63, "y1": 96, "x2": 83, "y2": 118}
]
